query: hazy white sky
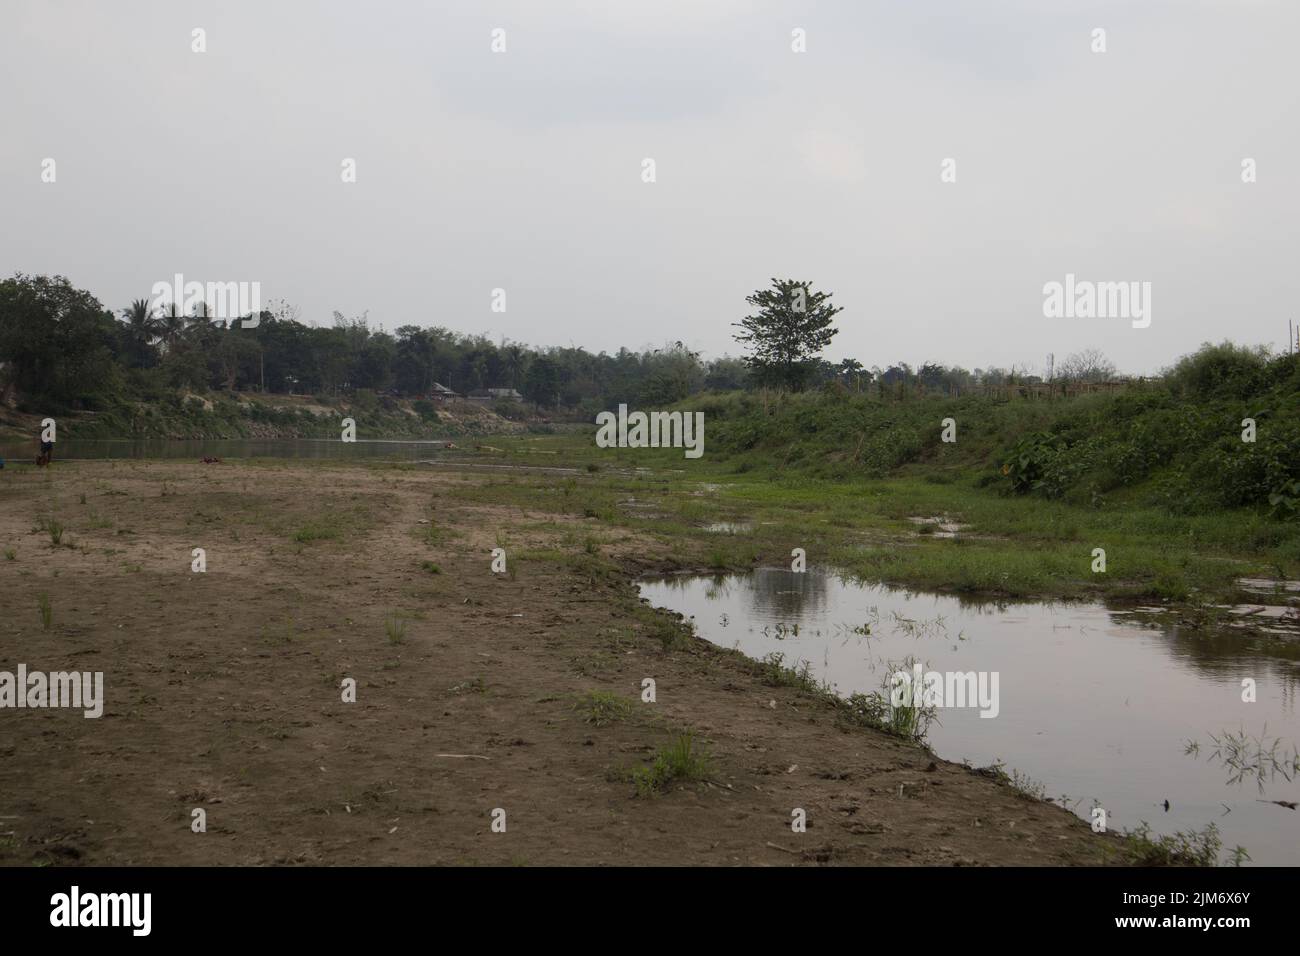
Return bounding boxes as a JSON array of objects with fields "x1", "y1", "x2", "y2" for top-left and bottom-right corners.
[{"x1": 2, "y1": 0, "x2": 1296, "y2": 375}]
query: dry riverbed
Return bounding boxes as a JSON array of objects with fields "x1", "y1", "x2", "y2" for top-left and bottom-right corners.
[{"x1": 0, "y1": 459, "x2": 1127, "y2": 865}]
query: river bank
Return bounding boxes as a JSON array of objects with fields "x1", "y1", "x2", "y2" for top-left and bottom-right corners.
[{"x1": 0, "y1": 457, "x2": 1147, "y2": 866}]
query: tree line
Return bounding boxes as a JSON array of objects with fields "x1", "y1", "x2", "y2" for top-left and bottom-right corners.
[{"x1": 0, "y1": 273, "x2": 1118, "y2": 415}]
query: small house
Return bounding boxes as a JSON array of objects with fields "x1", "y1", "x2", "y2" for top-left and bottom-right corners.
[
  {"x1": 466, "y1": 387, "x2": 524, "y2": 405},
  {"x1": 428, "y1": 383, "x2": 459, "y2": 403}
]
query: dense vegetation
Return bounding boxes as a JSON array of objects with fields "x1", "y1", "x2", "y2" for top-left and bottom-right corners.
[
  {"x1": 1, "y1": 273, "x2": 1109, "y2": 421},
  {"x1": 4, "y1": 273, "x2": 1295, "y2": 530},
  {"x1": 0, "y1": 274, "x2": 733, "y2": 417},
  {"x1": 687, "y1": 342, "x2": 1300, "y2": 523}
]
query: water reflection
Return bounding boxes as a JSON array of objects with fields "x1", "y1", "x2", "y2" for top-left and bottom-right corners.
[{"x1": 640, "y1": 568, "x2": 1300, "y2": 865}]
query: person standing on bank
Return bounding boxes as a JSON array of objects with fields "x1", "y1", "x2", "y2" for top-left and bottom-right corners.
[{"x1": 37, "y1": 428, "x2": 54, "y2": 467}]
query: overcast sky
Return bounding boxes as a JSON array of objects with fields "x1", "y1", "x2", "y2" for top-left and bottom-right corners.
[{"x1": 2, "y1": 0, "x2": 1296, "y2": 376}]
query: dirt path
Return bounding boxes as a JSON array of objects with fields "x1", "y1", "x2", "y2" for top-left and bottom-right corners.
[{"x1": 0, "y1": 460, "x2": 1124, "y2": 865}]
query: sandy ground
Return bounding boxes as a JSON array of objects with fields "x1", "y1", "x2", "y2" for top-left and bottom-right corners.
[{"x1": 0, "y1": 460, "x2": 1123, "y2": 865}]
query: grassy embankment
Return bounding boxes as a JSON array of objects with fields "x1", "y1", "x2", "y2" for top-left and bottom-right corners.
[
  {"x1": 0, "y1": 390, "x2": 535, "y2": 442},
  {"x1": 453, "y1": 347, "x2": 1300, "y2": 610},
  {"x1": 9, "y1": 343, "x2": 1297, "y2": 607}
]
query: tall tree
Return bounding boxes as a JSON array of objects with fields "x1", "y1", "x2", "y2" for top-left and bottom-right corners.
[
  {"x1": 523, "y1": 355, "x2": 561, "y2": 407},
  {"x1": 732, "y1": 278, "x2": 841, "y2": 391},
  {"x1": 1058, "y1": 348, "x2": 1116, "y2": 383},
  {"x1": 157, "y1": 302, "x2": 186, "y2": 352},
  {"x1": 503, "y1": 344, "x2": 527, "y2": 387},
  {"x1": 838, "y1": 358, "x2": 865, "y2": 391},
  {"x1": 121, "y1": 297, "x2": 162, "y2": 368},
  {"x1": 0, "y1": 274, "x2": 119, "y2": 407}
]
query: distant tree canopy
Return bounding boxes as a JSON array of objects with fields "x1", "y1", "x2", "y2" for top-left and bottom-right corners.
[
  {"x1": 0, "y1": 274, "x2": 746, "y2": 415},
  {"x1": 0, "y1": 274, "x2": 122, "y2": 409},
  {"x1": 1057, "y1": 348, "x2": 1117, "y2": 383},
  {"x1": 733, "y1": 278, "x2": 841, "y2": 391},
  {"x1": 0, "y1": 273, "x2": 1139, "y2": 416}
]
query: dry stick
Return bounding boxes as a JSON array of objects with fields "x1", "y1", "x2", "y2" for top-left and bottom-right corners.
[{"x1": 434, "y1": 754, "x2": 490, "y2": 760}]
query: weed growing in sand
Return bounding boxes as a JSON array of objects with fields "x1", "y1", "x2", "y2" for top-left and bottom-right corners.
[
  {"x1": 295, "y1": 518, "x2": 342, "y2": 543},
  {"x1": 420, "y1": 561, "x2": 441, "y2": 574},
  {"x1": 384, "y1": 611, "x2": 406, "y2": 645},
  {"x1": 840, "y1": 691, "x2": 892, "y2": 731},
  {"x1": 880, "y1": 656, "x2": 939, "y2": 741},
  {"x1": 756, "y1": 652, "x2": 823, "y2": 693},
  {"x1": 977, "y1": 761, "x2": 1048, "y2": 801},
  {"x1": 3, "y1": 547, "x2": 14, "y2": 561},
  {"x1": 1123, "y1": 821, "x2": 1222, "y2": 867},
  {"x1": 627, "y1": 603, "x2": 691, "y2": 652},
  {"x1": 632, "y1": 731, "x2": 712, "y2": 796},
  {"x1": 414, "y1": 512, "x2": 456, "y2": 547},
  {"x1": 575, "y1": 691, "x2": 634, "y2": 727},
  {"x1": 37, "y1": 592, "x2": 52, "y2": 630},
  {"x1": 36, "y1": 516, "x2": 65, "y2": 546}
]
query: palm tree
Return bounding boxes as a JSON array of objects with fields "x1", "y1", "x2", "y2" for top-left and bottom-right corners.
[
  {"x1": 504, "y1": 344, "x2": 526, "y2": 387},
  {"x1": 157, "y1": 302, "x2": 186, "y2": 352},
  {"x1": 121, "y1": 298, "x2": 162, "y2": 368}
]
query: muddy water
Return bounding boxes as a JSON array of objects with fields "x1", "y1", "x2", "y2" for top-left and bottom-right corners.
[{"x1": 639, "y1": 569, "x2": 1300, "y2": 866}]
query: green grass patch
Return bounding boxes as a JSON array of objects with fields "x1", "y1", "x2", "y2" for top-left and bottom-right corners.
[
  {"x1": 574, "y1": 691, "x2": 635, "y2": 727},
  {"x1": 1122, "y1": 821, "x2": 1223, "y2": 867},
  {"x1": 631, "y1": 731, "x2": 712, "y2": 796},
  {"x1": 294, "y1": 518, "x2": 343, "y2": 543}
]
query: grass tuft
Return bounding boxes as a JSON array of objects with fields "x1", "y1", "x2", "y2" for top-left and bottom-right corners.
[
  {"x1": 384, "y1": 611, "x2": 406, "y2": 644},
  {"x1": 574, "y1": 691, "x2": 634, "y2": 727},
  {"x1": 1123, "y1": 821, "x2": 1222, "y2": 867},
  {"x1": 632, "y1": 731, "x2": 712, "y2": 796}
]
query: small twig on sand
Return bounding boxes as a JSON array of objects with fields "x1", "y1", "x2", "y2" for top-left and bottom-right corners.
[{"x1": 434, "y1": 754, "x2": 490, "y2": 760}]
